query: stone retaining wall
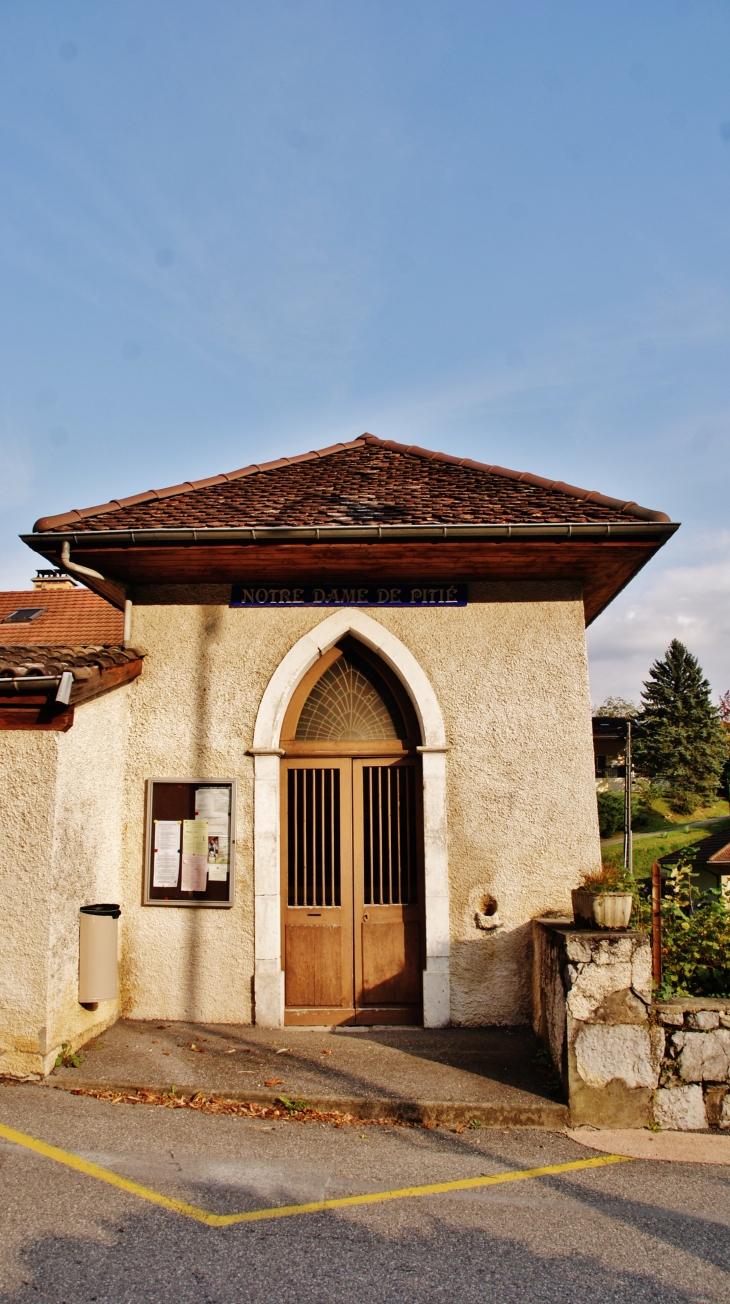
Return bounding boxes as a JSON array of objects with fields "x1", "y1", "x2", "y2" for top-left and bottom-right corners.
[
  {"x1": 533, "y1": 920, "x2": 730, "y2": 1130},
  {"x1": 533, "y1": 919, "x2": 658, "y2": 1127},
  {"x1": 654, "y1": 999, "x2": 730, "y2": 1130}
]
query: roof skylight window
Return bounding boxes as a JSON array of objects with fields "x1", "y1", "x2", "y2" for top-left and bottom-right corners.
[{"x1": 1, "y1": 607, "x2": 46, "y2": 623}]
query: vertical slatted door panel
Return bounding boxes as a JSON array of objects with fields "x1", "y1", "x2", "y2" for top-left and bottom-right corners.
[
  {"x1": 354, "y1": 759, "x2": 424, "y2": 1022},
  {"x1": 281, "y1": 760, "x2": 353, "y2": 1022}
]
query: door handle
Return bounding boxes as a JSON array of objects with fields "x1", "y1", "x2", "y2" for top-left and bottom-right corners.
[{"x1": 362, "y1": 913, "x2": 369, "y2": 921}]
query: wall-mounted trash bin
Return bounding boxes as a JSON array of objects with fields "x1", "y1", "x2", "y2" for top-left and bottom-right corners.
[{"x1": 78, "y1": 904, "x2": 121, "y2": 1003}]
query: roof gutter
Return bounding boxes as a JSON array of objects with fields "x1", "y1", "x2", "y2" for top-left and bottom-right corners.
[
  {"x1": 22, "y1": 521, "x2": 680, "y2": 548},
  {"x1": 0, "y1": 671, "x2": 74, "y2": 703}
]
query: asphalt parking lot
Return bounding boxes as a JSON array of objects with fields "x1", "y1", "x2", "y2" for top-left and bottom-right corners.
[{"x1": 2, "y1": 1082, "x2": 730, "y2": 1303}]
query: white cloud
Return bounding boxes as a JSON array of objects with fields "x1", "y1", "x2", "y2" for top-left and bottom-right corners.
[{"x1": 586, "y1": 531, "x2": 730, "y2": 707}]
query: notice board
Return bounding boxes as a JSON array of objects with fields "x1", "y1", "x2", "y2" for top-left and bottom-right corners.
[{"x1": 144, "y1": 778, "x2": 237, "y2": 907}]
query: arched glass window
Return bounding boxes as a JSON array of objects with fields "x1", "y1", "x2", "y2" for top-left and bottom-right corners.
[{"x1": 295, "y1": 656, "x2": 402, "y2": 741}]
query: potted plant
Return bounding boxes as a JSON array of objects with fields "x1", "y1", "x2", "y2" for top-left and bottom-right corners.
[{"x1": 572, "y1": 864, "x2": 634, "y2": 930}]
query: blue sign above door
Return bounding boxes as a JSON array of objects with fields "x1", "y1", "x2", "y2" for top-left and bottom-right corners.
[{"x1": 230, "y1": 583, "x2": 467, "y2": 608}]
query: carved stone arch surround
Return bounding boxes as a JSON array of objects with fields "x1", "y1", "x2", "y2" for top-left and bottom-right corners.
[{"x1": 250, "y1": 608, "x2": 450, "y2": 1028}]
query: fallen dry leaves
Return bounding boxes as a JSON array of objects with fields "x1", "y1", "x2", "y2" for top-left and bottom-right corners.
[{"x1": 67, "y1": 1086, "x2": 424, "y2": 1128}]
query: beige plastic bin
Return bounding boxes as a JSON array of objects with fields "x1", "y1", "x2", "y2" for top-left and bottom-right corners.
[{"x1": 78, "y1": 904, "x2": 120, "y2": 1003}]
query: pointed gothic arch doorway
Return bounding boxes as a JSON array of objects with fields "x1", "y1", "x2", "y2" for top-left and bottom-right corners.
[{"x1": 279, "y1": 637, "x2": 425, "y2": 1026}]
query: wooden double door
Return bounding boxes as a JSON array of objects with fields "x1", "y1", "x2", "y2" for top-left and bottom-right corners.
[{"x1": 282, "y1": 756, "x2": 424, "y2": 1025}]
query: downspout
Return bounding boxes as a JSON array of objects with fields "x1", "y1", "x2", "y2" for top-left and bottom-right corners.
[
  {"x1": 60, "y1": 541, "x2": 131, "y2": 644},
  {"x1": 123, "y1": 598, "x2": 133, "y2": 647},
  {"x1": 60, "y1": 539, "x2": 108, "y2": 586}
]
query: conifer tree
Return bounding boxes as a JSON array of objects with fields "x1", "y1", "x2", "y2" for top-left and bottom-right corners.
[
  {"x1": 719, "y1": 690, "x2": 730, "y2": 803},
  {"x1": 633, "y1": 640, "x2": 726, "y2": 813}
]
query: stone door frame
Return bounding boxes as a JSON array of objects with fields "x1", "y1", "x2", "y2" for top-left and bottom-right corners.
[{"x1": 250, "y1": 609, "x2": 450, "y2": 1028}]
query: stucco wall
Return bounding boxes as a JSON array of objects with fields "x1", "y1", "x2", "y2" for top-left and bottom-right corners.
[
  {"x1": 0, "y1": 730, "x2": 58, "y2": 1075},
  {"x1": 0, "y1": 577, "x2": 601, "y2": 1060},
  {"x1": 0, "y1": 690, "x2": 128, "y2": 1075},
  {"x1": 123, "y1": 579, "x2": 600, "y2": 1027}
]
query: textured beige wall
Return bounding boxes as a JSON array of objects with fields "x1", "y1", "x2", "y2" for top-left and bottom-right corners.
[
  {"x1": 0, "y1": 578, "x2": 601, "y2": 1062},
  {"x1": 124, "y1": 579, "x2": 600, "y2": 1027},
  {"x1": 0, "y1": 690, "x2": 128, "y2": 1075},
  {"x1": 0, "y1": 730, "x2": 58, "y2": 1074}
]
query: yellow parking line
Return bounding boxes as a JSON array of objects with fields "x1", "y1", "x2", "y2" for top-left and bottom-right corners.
[{"x1": 0, "y1": 1120, "x2": 631, "y2": 1227}]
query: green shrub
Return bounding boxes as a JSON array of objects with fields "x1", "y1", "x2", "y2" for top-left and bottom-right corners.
[
  {"x1": 659, "y1": 849, "x2": 730, "y2": 998},
  {"x1": 597, "y1": 790, "x2": 624, "y2": 838}
]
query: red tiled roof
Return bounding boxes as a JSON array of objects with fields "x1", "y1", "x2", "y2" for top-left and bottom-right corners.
[
  {"x1": 33, "y1": 433, "x2": 670, "y2": 534},
  {"x1": 0, "y1": 590, "x2": 123, "y2": 646},
  {"x1": 0, "y1": 644, "x2": 141, "y2": 680}
]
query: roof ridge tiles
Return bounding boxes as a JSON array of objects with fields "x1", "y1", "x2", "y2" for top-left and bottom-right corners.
[{"x1": 31, "y1": 431, "x2": 671, "y2": 531}]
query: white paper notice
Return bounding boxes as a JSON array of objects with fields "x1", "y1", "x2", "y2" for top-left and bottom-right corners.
[
  {"x1": 181, "y1": 853, "x2": 208, "y2": 891},
  {"x1": 196, "y1": 787, "x2": 230, "y2": 881},
  {"x1": 195, "y1": 787, "x2": 230, "y2": 818},
  {"x1": 153, "y1": 820, "x2": 181, "y2": 887}
]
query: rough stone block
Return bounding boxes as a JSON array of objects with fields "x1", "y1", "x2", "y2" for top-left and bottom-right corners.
[
  {"x1": 653, "y1": 1084, "x2": 708, "y2": 1131},
  {"x1": 631, "y1": 946, "x2": 653, "y2": 1002},
  {"x1": 719, "y1": 1013, "x2": 730, "y2": 1030},
  {"x1": 566, "y1": 961, "x2": 633, "y2": 1022},
  {"x1": 569, "y1": 1077, "x2": 652, "y2": 1129},
  {"x1": 705, "y1": 1086, "x2": 729, "y2": 1128},
  {"x1": 564, "y1": 935, "x2": 594, "y2": 965},
  {"x1": 679, "y1": 1030, "x2": 730, "y2": 1083},
  {"x1": 573, "y1": 1023, "x2": 662, "y2": 1090},
  {"x1": 592, "y1": 988, "x2": 649, "y2": 1025},
  {"x1": 594, "y1": 937, "x2": 633, "y2": 965},
  {"x1": 659, "y1": 1010, "x2": 684, "y2": 1028},
  {"x1": 721, "y1": 1092, "x2": 730, "y2": 1130},
  {"x1": 687, "y1": 1010, "x2": 720, "y2": 1031}
]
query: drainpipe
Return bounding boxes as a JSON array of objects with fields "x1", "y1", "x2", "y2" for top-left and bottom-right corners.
[
  {"x1": 60, "y1": 540, "x2": 107, "y2": 586},
  {"x1": 60, "y1": 542, "x2": 130, "y2": 641},
  {"x1": 123, "y1": 599, "x2": 132, "y2": 647},
  {"x1": 623, "y1": 719, "x2": 633, "y2": 876}
]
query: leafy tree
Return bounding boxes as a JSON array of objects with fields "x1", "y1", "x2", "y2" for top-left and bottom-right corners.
[
  {"x1": 633, "y1": 640, "x2": 727, "y2": 813},
  {"x1": 596, "y1": 790, "x2": 624, "y2": 838},
  {"x1": 594, "y1": 695, "x2": 639, "y2": 717}
]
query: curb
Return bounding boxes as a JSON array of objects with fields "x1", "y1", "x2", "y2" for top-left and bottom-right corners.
[{"x1": 42, "y1": 1078, "x2": 569, "y2": 1130}]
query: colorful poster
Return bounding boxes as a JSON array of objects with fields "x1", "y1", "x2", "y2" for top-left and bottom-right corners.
[{"x1": 196, "y1": 787, "x2": 230, "y2": 881}]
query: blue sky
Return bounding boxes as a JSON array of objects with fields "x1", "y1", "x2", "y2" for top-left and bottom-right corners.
[{"x1": 1, "y1": 1, "x2": 729, "y2": 704}]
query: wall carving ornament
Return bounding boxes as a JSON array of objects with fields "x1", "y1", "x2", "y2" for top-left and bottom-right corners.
[{"x1": 250, "y1": 607, "x2": 451, "y2": 1028}]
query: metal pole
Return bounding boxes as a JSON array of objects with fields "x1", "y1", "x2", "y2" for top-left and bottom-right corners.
[
  {"x1": 652, "y1": 859, "x2": 662, "y2": 984},
  {"x1": 623, "y1": 719, "x2": 633, "y2": 876}
]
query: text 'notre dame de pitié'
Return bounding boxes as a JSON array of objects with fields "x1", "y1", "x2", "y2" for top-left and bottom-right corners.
[{"x1": 230, "y1": 583, "x2": 468, "y2": 608}]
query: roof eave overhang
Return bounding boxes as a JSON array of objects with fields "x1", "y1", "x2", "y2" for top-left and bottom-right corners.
[
  {"x1": 20, "y1": 521, "x2": 680, "y2": 627},
  {"x1": 21, "y1": 521, "x2": 679, "y2": 546}
]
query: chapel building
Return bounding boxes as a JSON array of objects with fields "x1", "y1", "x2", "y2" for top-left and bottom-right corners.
[{"x1": 0, "y1": 433, "x2": 677, "y2": 1075}]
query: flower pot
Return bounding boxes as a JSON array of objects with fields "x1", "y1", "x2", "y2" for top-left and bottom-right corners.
[{"x1": 571, "y1": 889, "x2": 633, "y2": 930}]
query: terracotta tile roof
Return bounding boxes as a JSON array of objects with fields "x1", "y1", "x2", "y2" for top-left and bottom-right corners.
[
  {"x1": 33, "y1": 433, "x2": 670, "y2": 534},
  {"x1": 0, "y1": 590, "x2": 123, "y2": 646},
  {"x1": 0, "y1": 645, "x2": 142, "y2": 681}
]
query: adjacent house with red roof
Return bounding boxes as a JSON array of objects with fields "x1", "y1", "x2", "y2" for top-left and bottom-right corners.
[
  {"x1": 0, "y1": 433, "x2": 678, "y2": 1074},
  {"x1": 0, "y1": 580, "x2": 123, "y2": 649}
]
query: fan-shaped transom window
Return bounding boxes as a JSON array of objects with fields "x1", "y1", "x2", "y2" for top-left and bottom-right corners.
[{"x1": 295, "y1": 656, "x2": 400, "y2": 741}]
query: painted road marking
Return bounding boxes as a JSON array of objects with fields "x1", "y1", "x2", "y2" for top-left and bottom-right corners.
[{"x1": 0, "y1": 1121, "x2": 631, "y2": 1227}]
